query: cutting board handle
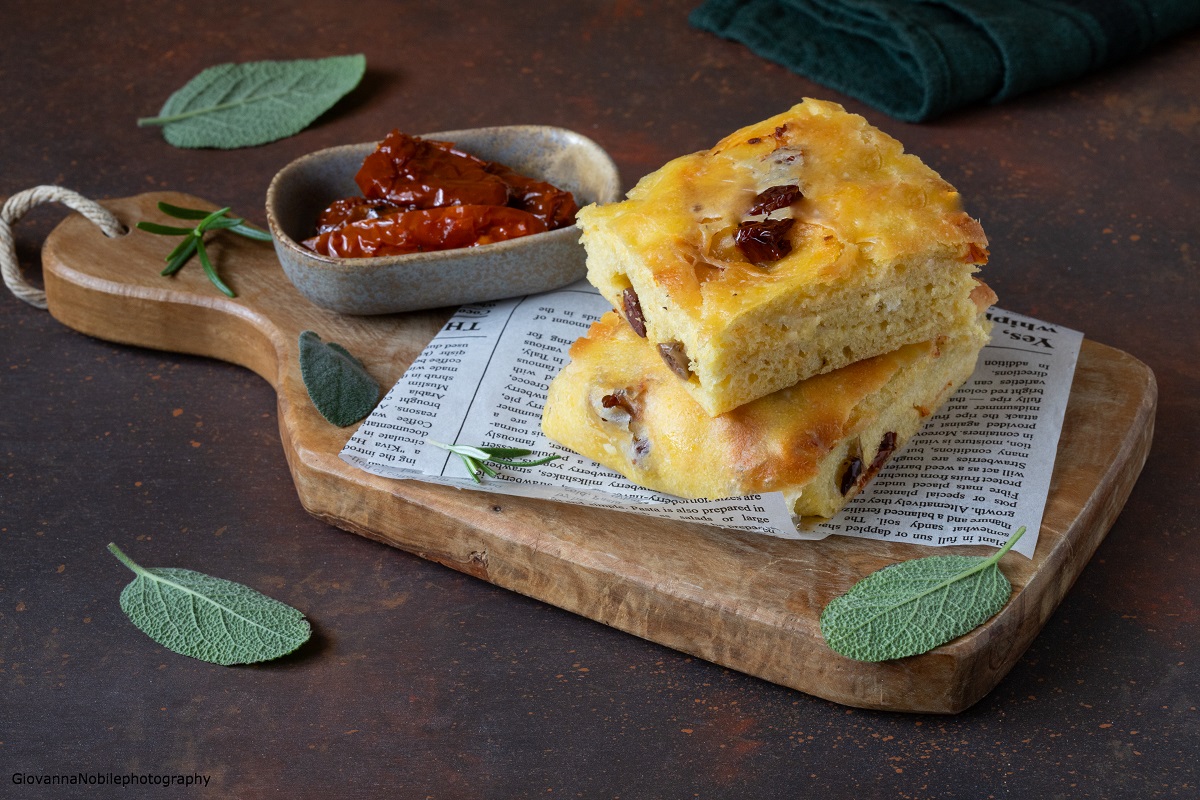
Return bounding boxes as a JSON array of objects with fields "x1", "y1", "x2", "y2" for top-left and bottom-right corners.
[{"x1": 2, "y1": 185, "x2": 125, "y2": 309}]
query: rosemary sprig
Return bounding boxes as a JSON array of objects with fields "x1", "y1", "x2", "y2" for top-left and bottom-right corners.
[
  {"x1": 428, "y1": 440, "x2": 561, "y2": 483},
  {"x1": 136, "y1": 201, "x2": 272, "y2": 297}
]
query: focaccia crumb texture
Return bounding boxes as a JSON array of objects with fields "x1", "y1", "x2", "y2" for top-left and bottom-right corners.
[{"x1": 577, "y1": 98, "x2": 989, "y2": 416}]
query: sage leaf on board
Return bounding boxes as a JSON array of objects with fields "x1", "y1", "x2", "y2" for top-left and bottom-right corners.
[
  {"x1": 298, "y1": 330, "x2": 380, "y2": 426},
  {"x1": 107, "y1": 543, "x2": 311, "y2": 665},
  {"x1": 820, "y1": 526, "x2": 1026, "y2": 662},
  {"x1": 138, "y1": 55, "x2": 367, "y2": 148}
]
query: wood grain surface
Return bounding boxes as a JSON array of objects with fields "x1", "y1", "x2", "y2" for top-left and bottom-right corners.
[{"x1": 41, "y1": 191, "x2": 1156, "y2": 714}]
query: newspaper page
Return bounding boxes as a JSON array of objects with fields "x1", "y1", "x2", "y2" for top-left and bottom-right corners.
[{"x1": 342, "y1": 282, "x2": 1081, "y2": 558}]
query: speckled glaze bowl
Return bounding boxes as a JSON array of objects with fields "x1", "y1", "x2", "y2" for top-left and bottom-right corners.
[{"x1": 266, "y1": 126, "x2": 622, "y2": 315}]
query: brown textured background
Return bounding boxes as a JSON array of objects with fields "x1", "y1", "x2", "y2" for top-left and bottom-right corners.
[{"x1": 2, "y1": 1, "x2": 1197, "y2": 796}]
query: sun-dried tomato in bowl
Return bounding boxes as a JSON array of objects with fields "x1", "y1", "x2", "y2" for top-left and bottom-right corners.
[{"x1": 302, "y1": 131, "x2": 579, "y2": 259}]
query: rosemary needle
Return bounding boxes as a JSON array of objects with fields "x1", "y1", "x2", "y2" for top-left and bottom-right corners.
[{"x1": 428, "y1": 440, "x2": 561, "y2": 483}]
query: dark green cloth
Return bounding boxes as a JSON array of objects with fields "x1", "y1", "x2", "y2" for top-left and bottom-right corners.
[{"x1": 690, "y1": 0, "x2": 1200, "y2": 122}]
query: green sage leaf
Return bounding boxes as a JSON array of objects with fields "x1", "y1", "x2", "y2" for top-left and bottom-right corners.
[
  {"x1": 139, "y1": 54, "x2": 367, "y2": 149},
  {"x1": 821, "y1": 526, "x2": 1026, "y2": 662},
  {"x1": 298, "y1": 330, "x2": 380, "y2": 426},
  {"x1": 107, "y1": 543, "x2": 310, "y2": 665}
]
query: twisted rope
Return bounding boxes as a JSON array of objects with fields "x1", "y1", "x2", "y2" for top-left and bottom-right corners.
[{"x1": 1, "y1": 185, "x2": 126, "y2": 309}]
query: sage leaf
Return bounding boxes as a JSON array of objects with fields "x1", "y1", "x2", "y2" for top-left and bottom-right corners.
[
  {"x1": 821, "y1": 526, "x2": 1026, "y2": 662},
  {"x1": 298, "y1": 330, "x2": 380, "y2": 426},
  {"x1": 107, "y1": 543, "x2": 310, "y2": 666},
  {"x1": 138, "y1": 54, "x2": 367, "y2": 149}
]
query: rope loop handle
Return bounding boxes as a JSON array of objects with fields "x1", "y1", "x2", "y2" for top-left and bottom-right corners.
[{"x1": 1, "y1": 185, "x2": 126, "y2": 309}]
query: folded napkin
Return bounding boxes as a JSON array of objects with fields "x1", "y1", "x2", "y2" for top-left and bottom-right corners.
[{"x1": 690, "y1": 0, "x2": 1200, "y2": 121}]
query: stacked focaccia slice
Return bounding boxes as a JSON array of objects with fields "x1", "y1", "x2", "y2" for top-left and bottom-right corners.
[{"x1": 542, "y1": 99, "x2": 995, "y2": 519}]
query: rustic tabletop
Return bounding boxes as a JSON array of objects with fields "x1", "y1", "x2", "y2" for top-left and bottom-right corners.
[{"x1": 2, "y1": 1, "x2": 1197, "y2": 797}]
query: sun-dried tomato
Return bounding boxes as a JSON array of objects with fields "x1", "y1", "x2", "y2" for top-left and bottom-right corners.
[
  {"x1": 315, "y1": 197, "x2": 402, "y2": 233},
  {"x1": 302, "y1": 205, "x2": 548, "y2": 259},
  {"x1": 486, "y1": 161, "x2": 579, "y2": 230},
  {"x1": 354, "y1": 131, "x2": 509, "y2": 209},
  {"x1": 748, "y1": 184, "x2": 802, "y2": 216},
  {"x1": 735, "y1": 218, "x2": 795, "y2": 263},
  {"x1": 601, "y1": 391, "x2": 637, "y2": 416},
  {"x1": 307, "y1": 131, "x2": 579, "y2": 258}
]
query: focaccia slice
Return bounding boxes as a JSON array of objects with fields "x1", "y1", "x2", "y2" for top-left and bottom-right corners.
[
  {"x1": 542, "y1": 302, "x2": 993, "y2": 520},
  {"x1": 577, "y1": 98, "x2": 989, "y2": 415}
]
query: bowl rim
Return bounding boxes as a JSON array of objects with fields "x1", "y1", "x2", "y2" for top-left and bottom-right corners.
[{"x1": 265, "y1": 124, "x2": 620, "y2": 273}]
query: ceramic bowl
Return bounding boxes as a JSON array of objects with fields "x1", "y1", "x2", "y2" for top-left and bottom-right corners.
[{"x1": 265, "y1": 125, "x2": 621, "y2": 315}]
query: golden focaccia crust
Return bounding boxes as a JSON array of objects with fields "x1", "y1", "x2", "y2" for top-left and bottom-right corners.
[
  {"x1": 577, "y1": 98, "x2": 990, "y2": 416},
  {"x1": 542, "y1": 306, "x2": 993, "y2": 520}
]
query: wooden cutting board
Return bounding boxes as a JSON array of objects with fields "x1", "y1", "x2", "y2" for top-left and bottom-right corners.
[{"x1": 40, "y1": 193, "x2": 1157, "y2": 713}]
